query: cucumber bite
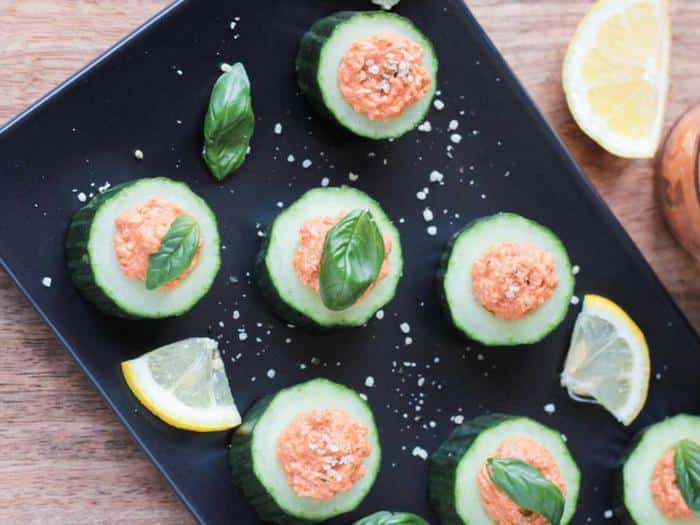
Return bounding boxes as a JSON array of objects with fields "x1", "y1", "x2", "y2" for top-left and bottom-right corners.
[
  {"x1": 296, "y1": 11, "x2": 438, "y2": 139},
  {"x1": 438, "y1": 213, "x2": 574, "y2": 346},
  {"x1": 617, "y1": 414, "x2": 700, "y2": 524},
  {"x1": 255, "y1": 187, "x2": 403, "y2": 328},
  {"x1": 429, "y1": 414, "x2": 580, "y2": 525},
  {"x1": 66, "y1": 177, "x2": 220, "y2": 318},
  {"x1": 229, "y1": 378, "x2": 381, "y2": 524}
]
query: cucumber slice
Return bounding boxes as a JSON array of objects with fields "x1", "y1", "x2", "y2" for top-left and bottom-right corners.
[
  {"x1": 429, "y1": 414, "x2": 580, "y2": 525},
  {"x1": 255, "y1": 187, "x2": 403, "y2": 328},
  {"x1": 617, "y1": 414, "x2": 700, "y2": 525},
  {"x1": 296, "y1": 11, "x2": 437, "y2": 139},
  {"x1": 65, "y1": 177, "x2": 220, "y2": 318},
  {"x1": 438, "y1": 213, "x2": 574, "y2": 346},
  {"x1": 229, "y1": 378, "x2": 381, "y2": 524}
]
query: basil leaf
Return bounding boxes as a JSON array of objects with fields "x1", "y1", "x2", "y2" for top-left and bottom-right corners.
[
  {"x1": 202, "y1": 62, "x2": 255, "y2": 181},
  {"x1": 353, "y1": 511, "x2": 429, "y2": 525},
  {"x1": 319, "y1": 209, "x2": 385, "y2": 311},
  {"x1": 675, "y1": 439, "x2": 700, "y2": 513},
  {"x1": 487, "y1": 458, "x2": 565, "y2": 525},
  {"x1": 145, "y1": 215, "x2": 200, "y2": 290}
]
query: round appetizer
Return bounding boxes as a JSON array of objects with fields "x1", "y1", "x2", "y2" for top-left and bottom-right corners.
[
  {"x1": 229, "y1": 378, "x2": 381, "y2": 524},
  {"x1": 66, "y1": 177, "x2": 220, "y2": 318},
  {"x1": 617, "y1": 414, "x2": 700, "y2": 524},
  {"x1": 429, "y1": 414, "x2": 581, "y2": 525},
  {"x1": 255, "y1": 186, "x2": 403, "y2": 328},
  {"x1": 439, "y1": 213, "x2": 574, "y2": 346},
  {"x1": 296, "y1": 11, "x2": 438, "y2": 139}
]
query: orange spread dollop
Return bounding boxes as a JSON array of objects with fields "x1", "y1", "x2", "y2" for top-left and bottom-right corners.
[
  {"x1": 113, "y1": 198, "x2": 202, "y2": 291},
  {"x1": 338, "y1": 32, "x2": 431, "y2": 121},
  {"x1": 293, "y1": 213, "x2": 391, "y2": 299},
  {"x1": 651, "y1": 447, "x2": 696, "y2": 520},
  {"x1": 471, "y1": 242, "x2": 558, "y2": 320},
  {"x1": 277, "y1": 409, "x2": 371, "y2": 500},
  {"x1": 478, "y1": 436, "x2": 567, "y2": 525}
]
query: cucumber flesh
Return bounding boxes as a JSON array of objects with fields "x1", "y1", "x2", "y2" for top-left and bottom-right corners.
[
  {"x1": 256, "y1": 187, "x2": 402, "y2": 328},
  {"x1": 230, "y1": 378, "x2": 381, "y2": 524},
  {"x1": 429, "y1": 414, "x2": 580, "y2": 525},
  {"x1": 439, "y1": 213, "x2": 574, "y2": 346},
  {"x1": 296, "y1": 11, "x2": 438, "y2": 139},
  {"x1": 618, "y1": 414, "x2": 700, "y2": 525}
]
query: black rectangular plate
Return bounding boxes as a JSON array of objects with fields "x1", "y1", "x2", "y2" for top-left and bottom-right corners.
[{"x1": 1, "y1": 1, "x2": 699, "y2": 523}]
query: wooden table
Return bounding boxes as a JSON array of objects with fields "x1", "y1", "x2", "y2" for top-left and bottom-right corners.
[{"x1": 1, "y1": 1, "x2": 699, "y2": 523}]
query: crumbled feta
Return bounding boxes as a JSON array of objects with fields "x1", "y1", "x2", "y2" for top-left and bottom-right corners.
[
  {"x1": 371, "y1": 0, "x2": 401, "y2": 9},
  {"x1": 364, "y1": 376, "x2": 375, "y2": 388},
  {"x1": 287, "y1": 154, "x2": 295, "y2": 162},
  {"x1": 274, "y1": 123, "x2": 283, "y2": 135},
  {"x1": 348, "y1": 172, "x2": 359, "y2": 182},
  {"x1": 320, "y1": 177, "x2": 330, "y2": 187},
  {"x1": 572, "y1": 265, "x2": 580, "y2": 275},
  {"x1": 571, "y1": 295, "x2": 580, "y2": 305},
  {"x1": 416, "y1": 190, "x2": 427, "y2": 200},
  {"x1": 238, "y1": 332, "x2": 248, "y2": 341},
  {"x1": 544, "y1": 403, "x2": 556, "y2": 414},
  {"x1": 422, "y1": 208, "x2": 434, "y2": 222},
  {"x1": 302, "y1": 159, "x2": 312, "y2": 168},
  {"x1": 266, "y1": 368, "x2": 276, "y2": 379},
  {"x1": 412, "y1": 446, "x2": 428, "y2": 460},
  {"x1": 77, "y1": 192, "x2": 87, "y2": 202},
  {"x1": 417, "y1": 121, "x2": 432, "y2": 132},
  {"x1": 400, "y1": 322, "x2": 411, "y2": 334},
  {"x1": 433, "y1": 99, "x2": 445, "y2": 110},
  {"x1": 603, "y1": 510, "x2": 613, "y2": 519},
  {"x1": 448, "y1": 119, "x2": 459, "y2": 131},
  {"x1": 41, "y1": 277, "x2": 52, "y2": 288},
  {"x1": 452, "y1": 414, "x2": 464, "y2": 425},
  {"x1": 450, "y1": 133, "x2": 462, "y2": 144},
  {"x1": 375, "y1": 310, "x2": 384, "y2": 320},
  {"x1": 427, "y1": 225, "x2": 438, "y2": 236},
  {"x1": 133, "y1": 149, "x2": 144, "y2": 160}
]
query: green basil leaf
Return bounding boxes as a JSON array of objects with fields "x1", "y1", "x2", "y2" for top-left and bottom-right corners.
[
  {"x1": 319, "y1": 209, "x2": 385, "y2": 311},
  {"x1": 675, "y1": 439, "x2": 700, "y2": 514},
  {"x1": 487, "y1": 458, "x2": 565, "y2": 525},
  {"x1": 202, "y1": 62, "x2": 255, "y2": 181},
  {"x1": 353, "y1": 511, "x2": 429, "y2": 525},
  {"x1": 145, "y1": 215, "x2": 200, "y2": 290}
]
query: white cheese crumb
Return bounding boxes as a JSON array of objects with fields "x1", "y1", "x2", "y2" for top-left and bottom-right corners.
[
  {"x1": 422, "y1": 208, "x2": 434, "y2": 222},
  {"x1": 371, "y1": 0, "x2": 401, "y2": 9},
  {"x1": 238, "y1": 332, "x2": 248, "y2": 341},
  {"x1": 276, "y1": 201, "x2": 284, "y2": 208},
  {"x1": 448, "y1": 119, "x2": 459, "y2": 131},
  {"x1": 412, "y1": 446, "x2": 428, "y2": 460},
  {"x1": 400, "y1": 322, "x2": 411, "y2": 334},
  {"x1": 133, "y1": 149, "x2": 144, "y2": 160},
  {"x1": 233, "y1": 310, "x2": 240, "y2": 319},
  {"x1": 274, "y1": 123, "x2": 283, "y2": 135},
  {"x1": 429, "y1": 170, "x2": 444, "y2": 183},
  {"x1": 417, "y1": 121, "x2": 432, "y2": 132},
  {"x1": 603, "y1": 510, "x2": 613, "y2": 519},
  {"x1": 404, "y1": 336, "x2": 413, "y2": 346},
  {"x1": 452, "y1": 414, "x2": 464, "y2": 425},
  {"x1": 229, "y1": 21, "x2": 237, "y2": 30},
  {"x1": 544, "y1": 403, "x2": 556, "y2": 414},
  {"x1": 320, "y1": 177, "x2": 330, "y2": 187},
  {"x1": 375, "y1": 309, "x2": 384, "y2": 320},
  {"x1": 266, "y1": 368, "x2": 276, "y2": 379},
  {"x1": 571, "y1": 295, "x2": 580, "y2": 305},
  {"x1": 302, "y1": 159, "x2": 312, "y2": 168},
  {"x1": 348, "y1": 172, "x2": 359, "y2": 181},
  {"x1": 416, "y1": 190, "x2": 427, "y2": 200},
  {"x1": 41, "y1": 277, "x2": 52, "y2": 288},
  {"x1": 450, "y1": 133, "x2": 462, "y2": 144},
  {"x1": 427, "y1": 225, "x2": 438, "y2": 236},
  {"x1": 433, "y1": 99, "x2": 445, "y2": 110},
  {"x1": 572, "y1": 265, "x2": 580, "y2": 275},
  {"x1": 364, "y1": 376, "x2": 375, "y2": 388},
  {"x1": 176, "y1": 69, "x2": 183, "y2": 76},
  {"x1": 287, "y1": 154, "x2": 295, "y2": 163},
  {"x1": 417, "y1": 377, "x2": 425, "y2": 387},
  {"x1": 77, "y1": 192, "x2": 87, "y2": 202}
]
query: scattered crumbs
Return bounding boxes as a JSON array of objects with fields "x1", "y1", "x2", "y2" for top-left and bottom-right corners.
[
  {"x1": 417, "y1": 377, "x2": 425, "y2": 387},
  {"x1": 451, "y1": 414, "x2": 464, "y2": 425},
  {"x1": 398, "y1": 217, "x2": 405, "y2": 224},
  {"x1": 427, "y1": 225, "x2": 438, "y2": 236},
  {"x1": 472, "y1": 129, "x2": 480, "y2": 136},
  {"x1": 477, "y1": 353, "x2": 484, "y2": 361},
  {"x1": 603, "y1": 510, "x2": 613, "y2": 519},
  {"x1": 287, "y1": 154, "x2": 295, "y2": 163},
  {"x1": 364, "y1": 376, "x2": 375, "y2": 388},
  {"x1": 400, "y1": 322, "x2": 411, "y2": 334},
  {"x1": 233, "y1": 310, "x2": 240, "y2": 319},
  {"x1": 375, "y1": 309, "x2": 385, "y2": 320},
  {"x1": 572, "y1": 265, "x2": 580, "y2": 275},
  {"x1": 448, "y1": 119, "x2": 459, "y2": 131},
  {"x1": 285, "y1": 337, "x2": 292, "y2": 344},
  {"x1": 405, "y1": 336, "x2": 413, "y2": 346},
  {"x1": 266, "y1": 368, "x2": 276, "y2": 379},
  {"x1": 433, "y1": 99, "x2": 445, "y2": 111},
  {"x1": 77, "y1": 192, "x2": 87, "y2": 202},
  {"x1": 544, "y1": 403, "x2": 556, "y2": 415},
  {"x1": 176, "y1": 69, "x2": 183, "y2": 76},
  {"x1": 571, "y1": 295, "x2": 580, "y2": 305},
  {"x1": 348, "y1": 172, "x2": 359, "y2": 182},
  {"x1": 311, "y1": 356, "x2": 321, "y2": 366},
  {"x1": 302, "y1": 159, "x2": 312, "y2": 168},
  {"x1": 133, "y1": 149, "x2": 144, "y2": 160},
  {"x1": 417, "y1": 121, "x2": 432, "y2": 132},
  {"x1": 229, "y1": 21, "x2": 237, "y2": 30},
  {"x1": 321, "y1": 177, "x2": 330, "y2": 187},
  {"x1": 41, "y1": 277, "x2": 52, "y2": 288},
  {"x1": 238, "y1": 331, "x2": 248, "y2": 341},
  {"x1": 412, "y1": 446, "x2": 428, "y2": 460},
  {"x1": 480, "y1": 194, "x2": 486, "y2": 200},
  {"x1": 656, "y1": 372, "x2": 662, "y2": 380},
  {"x1": 276, "y1": 201, "x2": 284, "y2": 208},
  {"x1": 98, "y1": 181, "x2": 111, "y2": 193},
  {"x1": 429, "y1": 170, "x2": 444, "y2": 183},
  {"x1": 450, "y1": 133, "x2": 462, "y2": 144},
  {"x1": 416, "y1": 190, "x2": 427, "y2": 201},
  {"x1": 359, "y1": 393, "x2": 368, "y2": 401},
  {"x1": 422, "y1": 208, "x2": 434, "y2": 222},
  {"x1": 218, "y1": 321, "x2": 225, "y2": 328},
  {"x1": 274, "y1": 123, "x2": 283, "y2": 135},
  {"x1": 429, "y1": 421, "x2": 436, "y2": 428}
]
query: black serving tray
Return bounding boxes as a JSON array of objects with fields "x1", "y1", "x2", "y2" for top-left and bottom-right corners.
[{"x1": 1, "y1": 1, "x2": 698, "y2": 523}]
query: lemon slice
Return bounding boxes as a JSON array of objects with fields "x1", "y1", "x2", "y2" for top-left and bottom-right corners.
[
  {"x1": 561, "y1": 294, "x2": 650, "y2": 426},
  {"x1": 122, "y1": 338, "x2": 241, "y2": 432},
  {"x1": 562, "y1": 0, "x2": 671, "y2": 158}
]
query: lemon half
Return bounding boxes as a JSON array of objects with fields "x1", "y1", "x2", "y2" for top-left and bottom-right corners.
[
  {"x1": 563, "y1": 0, "x2": 671, "y2": 158},
  {"x1": 561, "y1": 294, "x2": 650, "y2": 426}
]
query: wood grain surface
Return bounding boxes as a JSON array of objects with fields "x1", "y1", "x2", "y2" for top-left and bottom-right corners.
[{"x1": 1, "y1": 1, "x2": 699, "y2": 523}]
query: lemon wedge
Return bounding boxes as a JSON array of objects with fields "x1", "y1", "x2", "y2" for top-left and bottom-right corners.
[
  {"x1": 561, "y1": 294, "x2": 650, "y2": 426},
  {"x1": 122, "y1": 338, "x2": 241, "y2": 432},
  {"x1": 562, "y1": 0, "x2": 671, "y2": 158}
]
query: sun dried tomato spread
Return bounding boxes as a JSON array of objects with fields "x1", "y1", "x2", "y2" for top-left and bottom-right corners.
[
  {"x1": 113, "y1": 198, "x2": 202, "y2": 290},
  {"x1": 471, "y1": 243, "x2": 558, "y2": 320},
  {"x1": 338, "y1": 32, "x2": 431, "y2": 121},
  {"x1": 277, "y1": 409, "x2": 371, "y2": 500},
  {"x1": 293, "y1": 213, "x2": 391, "y2": 297},
  {"x1": 651, "y1": 447, "x2": 696, "y2": 520},
  {"x1": 478, "y1": 436, "x2": 566, "y2": 525}
]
